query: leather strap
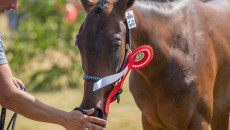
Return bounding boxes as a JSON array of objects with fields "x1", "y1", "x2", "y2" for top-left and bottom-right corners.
[
  {"x1": 83, "y1": 74, "x2": 103, "y2": 82},
  {"x1": 73, "y1": 107, "x2": 87, "y2": 115}
]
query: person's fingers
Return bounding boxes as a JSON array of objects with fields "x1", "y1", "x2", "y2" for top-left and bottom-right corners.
[
  {"x1": 12, "y1": 79, "x2": 20, "y2": 88},
  {"x1": 84, "y1": 122, "x2": 105, "y2": 130},
  {"x1": 85, "y1": 108, "x2": 95, "y2": 115},
  {"x1": 16, "y1": 79, "x2": 23, "y2": 85},
  {"x1": 13, "y1": 77, "x2": 24, "y2": 85},
  {"x1": 75, "y1": 126, "x2": 85, "y2": 130},
  {"x1": 83, "y1": 115, "x2": 107, "y2": 126}
]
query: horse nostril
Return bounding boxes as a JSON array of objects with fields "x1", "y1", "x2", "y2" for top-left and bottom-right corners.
[
  {"x1": 92, "y1": 107, "x2": 107, "y2": 128},
  {"x1": 93, "y1": 107, "x2": 104, "y2": 119}
]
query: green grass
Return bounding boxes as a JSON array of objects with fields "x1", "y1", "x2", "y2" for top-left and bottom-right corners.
[{"x1": 4, "y1": 84, "x2": 142, "y2": 130}]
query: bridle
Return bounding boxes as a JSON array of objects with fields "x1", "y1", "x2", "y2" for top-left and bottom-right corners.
[
  {"x1": 74, "y1": 20, "x2": 132, "y2": 114},
  {"x1": 83, "y1": 20, "x2": 131, "y2": 96},
  {"x1": 83, "y1": 21, "x2": 131, "y2": 82}
]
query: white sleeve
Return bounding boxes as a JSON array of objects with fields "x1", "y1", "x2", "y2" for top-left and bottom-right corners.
[{"x1": 0, "y1": 32, "x2": 8, "y2": 65}]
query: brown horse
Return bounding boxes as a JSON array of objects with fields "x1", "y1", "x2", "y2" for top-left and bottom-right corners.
[{"x1": 76, "y1": 0, "x2": 230, "y2": 129}]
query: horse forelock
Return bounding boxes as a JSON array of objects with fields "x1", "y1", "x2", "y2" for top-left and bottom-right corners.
[
  {"x1": 96, "y1": 0, "x2": 109, "y2": 14},
  {"x1": 135, "y1": 0, "x2": 191, "y2": 16}
]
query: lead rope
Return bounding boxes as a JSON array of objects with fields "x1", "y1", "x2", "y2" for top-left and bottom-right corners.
[
  {"x1": 0, "y1": 84, "x2": 26, "y2": 130},
  {"x1": 0, "y1": 108, "x2": 6, "y2": 130}
]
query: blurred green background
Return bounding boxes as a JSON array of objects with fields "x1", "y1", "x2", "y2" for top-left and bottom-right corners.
[
  {"x1": 0, "y1": 0, "x2": 142, "y2": 129},
  {"x1": 2, "y1": 0, "x2": 84, "y2": 91}
]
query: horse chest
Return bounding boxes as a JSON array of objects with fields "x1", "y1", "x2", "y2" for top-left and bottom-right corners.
[
  {"x1": 130, "y1": 70, "x2": 197, "y2": 129},
  {"x1": 134, "y1": 87, "x2": 195, "y2": 129}
]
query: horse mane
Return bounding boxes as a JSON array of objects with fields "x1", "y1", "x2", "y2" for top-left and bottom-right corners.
[
  {"x1": 138, "y1": 0, "x2": 175, "y2": 2},
  {"x1": 135, "y1": 0, "x2": 191, "y2": 16},
  {"x1": 95, "y1": 0, "x2": 189, "y2": 15}
]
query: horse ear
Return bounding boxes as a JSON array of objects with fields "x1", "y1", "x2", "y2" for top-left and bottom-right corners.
[
  {"x1": 115, "y1": 0, "x2": 135, "y2": 10},
  {"x1": 126, "y1": 0, "x2": 135, "y2": 9},
  {"x1": 80, "y1": 0, "x2": 98, "y2": 13}
]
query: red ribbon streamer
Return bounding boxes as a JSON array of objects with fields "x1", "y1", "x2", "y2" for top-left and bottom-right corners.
[{"x1": 105, "y1": 45, "x2": 154, "y2": 114}]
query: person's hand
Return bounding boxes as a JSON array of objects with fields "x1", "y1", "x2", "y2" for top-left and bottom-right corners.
[
  {"x1": 5, "y1": 0, "x2": 18, "y2": 10},
  {"x1": 0, "y1": 0, "x2": 18, "y2": 13},
  {"x1": 63, "y1": 108, "x2": 106, "y2": 130},
  {"x1": 12, "y1": 76, "x2": 24, "y2": 88},
  {"x1": 9, "y1": 0, "x2": 18, "y2": 10}
]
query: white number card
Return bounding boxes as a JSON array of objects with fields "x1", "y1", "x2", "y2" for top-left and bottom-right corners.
[{"x1": 125, "y1": 10, "x2": 136, "y2": 29}]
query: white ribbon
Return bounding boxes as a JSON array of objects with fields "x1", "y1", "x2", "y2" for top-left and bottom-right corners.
[{"x1": 93, "y1": 67, "x2": 128, "y2": 91}]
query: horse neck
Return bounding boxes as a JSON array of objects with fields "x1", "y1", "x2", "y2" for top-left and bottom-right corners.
[{"x1": 130, "y1": 2, "x2": 178, "y2": 79}]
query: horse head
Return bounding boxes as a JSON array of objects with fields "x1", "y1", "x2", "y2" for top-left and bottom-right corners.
[{"x1": 76, "y1": 0, "x2": 135, "y2": 124}]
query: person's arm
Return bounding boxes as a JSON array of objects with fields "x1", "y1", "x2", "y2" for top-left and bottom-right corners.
[{"x1": 0, "y1": 64, "x2": 106, "y2": 130}]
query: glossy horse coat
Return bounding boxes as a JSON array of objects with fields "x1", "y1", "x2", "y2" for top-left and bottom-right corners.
[{"x1": 76, "y1": 0, "x2": 230, "y2": 129}]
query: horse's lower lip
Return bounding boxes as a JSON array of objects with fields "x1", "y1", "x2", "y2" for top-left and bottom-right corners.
[{"x1": 92, "y1": 107, "x2": 107, "y2": 127}]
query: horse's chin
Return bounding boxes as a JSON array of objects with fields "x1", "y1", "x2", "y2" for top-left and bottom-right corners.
[{"x1": 92, "y1": 107, "x2": 108, "y2": 128}]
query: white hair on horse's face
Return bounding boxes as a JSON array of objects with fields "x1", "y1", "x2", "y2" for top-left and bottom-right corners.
[{"x1": 134, "y1": 0, "x2": 191, "y2": 16}]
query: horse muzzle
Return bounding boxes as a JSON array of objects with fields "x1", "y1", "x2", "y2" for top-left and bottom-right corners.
[{"x1": 74, "y1": 107, "x2": 107, "y2": 128}]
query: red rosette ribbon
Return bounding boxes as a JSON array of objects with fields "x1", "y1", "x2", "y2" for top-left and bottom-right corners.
[{"x1": 105, "y1": 45, "x2": 153, "y2": 114}]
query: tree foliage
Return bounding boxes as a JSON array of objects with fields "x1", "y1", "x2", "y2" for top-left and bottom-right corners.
[{"x1": 6, "y1": 0, "x2": 84, "y2": 91}]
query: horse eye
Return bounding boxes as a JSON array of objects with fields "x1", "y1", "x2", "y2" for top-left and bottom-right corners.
[{"x1": 114, "y1": 39, "x2": 122, "y2": 46}]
